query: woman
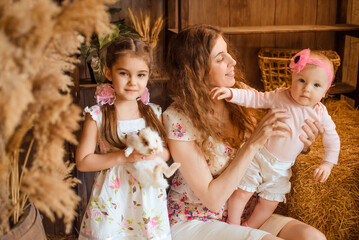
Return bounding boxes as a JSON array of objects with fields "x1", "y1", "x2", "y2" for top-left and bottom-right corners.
[{"x1": 163, "y1": 25, "x2": 326, "y2": 240}]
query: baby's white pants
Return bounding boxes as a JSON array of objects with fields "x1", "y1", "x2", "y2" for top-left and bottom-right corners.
[{"x1": 238, "y1": 147, "x2": 294, "y2": 202}]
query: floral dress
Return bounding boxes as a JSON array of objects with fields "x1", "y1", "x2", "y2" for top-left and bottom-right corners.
[
  {"x1": 79, "y1": 104, "x2": 171, "y2": 240},
  {"x1": 163, "y1": 106, "x2": 257, "y2": 226}
]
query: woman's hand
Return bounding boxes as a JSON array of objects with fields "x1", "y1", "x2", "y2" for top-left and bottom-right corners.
[
  {"x1": 299, "y1": 120, "x2": 324, "y2": 152},
  {"x1": 246, "y1": 108, "x2": 291, "y2": 149}
]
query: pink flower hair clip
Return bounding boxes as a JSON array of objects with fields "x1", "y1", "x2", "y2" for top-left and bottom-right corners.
[
  {"x1": 94, "y1": 83, "x2": 116, "y2": 106},
  {"x1": 289, "y1": 48, "x2": 333, "y2": 91},
  {"x1": 137, "y1": 87, "x2": 150, "y2": 105},
  {"x1": 289, "y1": 49, "x2": 311, "y2": 73}
]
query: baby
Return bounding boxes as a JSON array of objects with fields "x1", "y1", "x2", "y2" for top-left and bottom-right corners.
[{"x1": 210, "y1": 49, "x2": 340, "y2": 228}]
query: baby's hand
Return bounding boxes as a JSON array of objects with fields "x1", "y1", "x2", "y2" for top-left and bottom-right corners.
[
  {"x1": 127, "y1": 150, "x2": 156, "y2": 162},
  {"x1": 313, "y1": 161, "x2": 334, "y2": 182},
  {"x1": 210, "y1": 87, "x2": 232, "y2": 101}
]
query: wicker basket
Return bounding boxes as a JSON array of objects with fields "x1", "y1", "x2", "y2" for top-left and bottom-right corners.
[{"x1": 258, "y1": 48, "x2": 341, "y2": 91}]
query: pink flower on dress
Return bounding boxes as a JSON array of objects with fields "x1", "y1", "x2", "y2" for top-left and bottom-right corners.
[
  {"x1": 93, "y1": 107, "x2": 100, "y2": 115},
  {"x1": 138, "y1": 87, "x2": 150, "y2": 105},
  {"x1": 90, "y1": 209, "x2": 101, "y2": 219},
  {"x1": 289, "y1": 48, "x2": 310, "y2": 73},
  {"x1": 121, "y1": 221, "x2": 130, "y2": 229},
  {"x1": 109, "y1": 177, "x2": 120, "y2": 189},
  {"x1": 95, "y1": 83, "x2": 116, "y2": 106},
  {"x1": 173, "y1": 123, "x2": 185, "y2": 138},
  {"x1": 150, "y1": 217, "x2": 160, "y2": 227}
]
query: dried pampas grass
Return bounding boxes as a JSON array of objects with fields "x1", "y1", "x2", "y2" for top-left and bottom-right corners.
[
  {"x1": 277, "y1": 99, "x2": 359, "y2": 240},
  {"x1": 0, "y1": 0, "x2": 115, "y2": 235}
]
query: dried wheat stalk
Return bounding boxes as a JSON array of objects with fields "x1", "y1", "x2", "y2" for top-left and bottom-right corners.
[{"x1": 128, "y1": 8, "x2": 163, "y2": 46}]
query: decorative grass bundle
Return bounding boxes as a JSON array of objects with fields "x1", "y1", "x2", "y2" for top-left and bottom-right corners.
[
  {"x1": 0, "y1": 0, "x2": 114, "y2": 235},
  {"x1": 277, "y1": 100, "x2": 359, "y2": 240},
  {"x1": 127, "y1": 8, "x2": 163, "y2": 48}
]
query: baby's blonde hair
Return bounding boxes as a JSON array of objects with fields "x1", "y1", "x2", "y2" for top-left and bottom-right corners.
[{"x1": 309, "y1": 51, "x2": 335, "y2": 81}]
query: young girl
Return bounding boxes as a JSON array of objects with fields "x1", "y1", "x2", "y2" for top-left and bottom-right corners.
[
  {"x1": 210, "y1": 48, "x2": 340, "y2": 228},
  {"x1": 76, "y1": 38, "x2": 171, "y2": 239}
]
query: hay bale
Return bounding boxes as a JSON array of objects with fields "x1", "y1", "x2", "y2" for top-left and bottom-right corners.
[{"x1": 277, "y1": 100, "x2": 359, "y2": 240}]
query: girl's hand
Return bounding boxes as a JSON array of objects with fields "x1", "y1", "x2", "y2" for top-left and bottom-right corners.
[
  {"x1": 210, "y1": 87, "x2": 232, "y2": 101},
  {"x1": 247, "y1": 109, "x2": 291, "y2": 149},
  {"x1": 299, "y1": 120, "x2": 324, "y2": 152},
  {"x1": 127, "y1": 150, "x2": 156, "y2": 163},
  {"x1": 313, "y1": 161, "x2": 333, "y2": 182}
]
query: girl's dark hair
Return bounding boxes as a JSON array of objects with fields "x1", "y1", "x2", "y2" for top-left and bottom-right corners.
[
  {"x1": 101, "y1": 38, "x2": 166, "y2": 149},
  {"x1": 166, "y1": 24, "x2": 256, "y2": 150}
]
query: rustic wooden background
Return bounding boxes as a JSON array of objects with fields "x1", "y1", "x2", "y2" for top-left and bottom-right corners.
[
  {"x1": 168, "y1": 0, "x2": 357, "y2": 90},
  {"x1": 45, "y1": 0, "x2": 358, "y2": 238}
]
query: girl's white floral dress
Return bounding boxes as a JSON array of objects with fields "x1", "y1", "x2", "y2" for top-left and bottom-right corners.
[{"x1": 79, "y1": 104, "x2": 171, "y2": 240}]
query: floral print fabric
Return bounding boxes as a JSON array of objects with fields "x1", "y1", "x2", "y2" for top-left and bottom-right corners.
[
  {"x1": 162, "y1": 107, "x2": 233, "y2": 225},
  {"x1": 79, "y1": 104, "x2": 171, "y2": 240},
  {"x1": 163, "y1": 106, "x2": 257, "y2": 226}
]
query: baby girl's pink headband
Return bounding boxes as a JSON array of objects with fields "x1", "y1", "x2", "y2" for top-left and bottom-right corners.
[{"x1": 289, "y1": 49, "x2": 333, "y2": 91}]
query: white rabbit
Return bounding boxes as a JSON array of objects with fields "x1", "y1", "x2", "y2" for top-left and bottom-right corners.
[{"x1": 124, "y1": 127, "x2": 181, "y2": 188}]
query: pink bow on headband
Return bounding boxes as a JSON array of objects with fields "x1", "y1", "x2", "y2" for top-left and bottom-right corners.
[
  {"x1": 138, "y1": 87, "x2": 150, "y2": 105},
  {"x1": 289, "y1": 48, "x2": 333, "y2": 91}
]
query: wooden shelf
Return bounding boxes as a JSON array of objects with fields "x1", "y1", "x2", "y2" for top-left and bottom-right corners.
[
  {"x1": 169, "y1": 24, "x2": 359, "y2": 35},
  {"x1": 79, "y1": 83, "x2": 97, "y2": 88},
  {"x1": 328, "y1": 82, "x2": 356, "y2": 95},
  {"x1": 79, "y1": 75, "x2": 169, "y2": 89}
]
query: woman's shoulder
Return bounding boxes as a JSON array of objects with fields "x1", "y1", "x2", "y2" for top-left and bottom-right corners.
[
  {"x1": 163, "y1": 104, "x2": 199, "y2": 141},
  {"x1": 163, "y1": 104, "x2": 190, "y2": 122}
]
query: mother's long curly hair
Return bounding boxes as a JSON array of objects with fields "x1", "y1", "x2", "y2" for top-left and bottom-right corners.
[{"x1": 166, "y1": 25, "x2": 256, "y2": 149}]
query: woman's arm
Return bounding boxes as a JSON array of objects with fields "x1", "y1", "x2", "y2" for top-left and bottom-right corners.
[
  {"x1": 76, "y1": 114, "x2": 153, "y2": 172},
  {"x1": 168, "y1": 109, "x2": 291, "y2": 211}
]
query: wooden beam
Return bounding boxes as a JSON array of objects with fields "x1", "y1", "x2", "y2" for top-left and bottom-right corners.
[
  {"x1": 168, "y1": 24, "x2": 359, "y2": 35},
  {"x1": 328, "y1": 82, "x2": 356, "y2": 95},
  {"x1": 220, "y1": 24, "x2": 359, "y2": 35}
]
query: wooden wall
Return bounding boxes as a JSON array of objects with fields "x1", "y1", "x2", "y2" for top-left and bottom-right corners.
[
  {"x1": 79, "y1": 0, "x2": 167, "y2": 82},
  {"x1": 69, "y1": 0, "x2": 357, "y2": 237},
  {"x1": 170, "y1": 0, "x2": 344, "y2": 90}
]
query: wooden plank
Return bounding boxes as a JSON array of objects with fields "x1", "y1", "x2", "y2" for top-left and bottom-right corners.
[
  {"x1": 168, "y1": 24, "x2": 359, "y2": 35},
  {"x1": 228, "y1": 0, "x2": 276, "y2": 90},
  {"x1": 347, "y1": 0, "x2": 359, "y2": 24},
  {"x1": 167, "y1": 0, "x2": 178, "y2": 29},
  {"x1": 342, "y1": 35, "x2": 359, "y2": 87},
  {"x1": 188, "y1": 0, "x2": 230, "y2": 26},
  {"x1": 179, "y1": 0, "x2": 189, "y2": 30},
  {"x1": 315, "y1": 0, "x2": 337, "y2": 50},
  {"x1": 328, "y1": 82, "x2": 356, "y2": 94},
  {"x1": 353, "y1": 0, "x2": 359, "y2": 24},
  {"x1": 274, "y1": 0, "x2": 316, "y2": 48},
  {"x1": 219, "y1": 24, "x2": 359, "y2": 34}
]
